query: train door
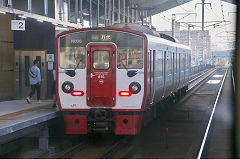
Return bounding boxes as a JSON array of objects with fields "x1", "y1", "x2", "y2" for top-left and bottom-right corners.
[
  {"x1": 15, "y1": 50, "x2": 46, "y2": 99},
  {"x1": 163, "y1": 51, "x2": 166, "y2": 97},
  {"x1": 175, "y1": 51, "x2": 179, "y2": 90},
  {"x1": 150, "y1": 50, "x2": 155, "y2": 104},
  {"x1": 157, "y1": 50, "x2": 164, "y2": 98},
  {"x1": 172, "y1": 52, "x2": 175, "y2": 91},
  {"x1": 86, "y1": 44, "x2": 116, "y2": 107}
]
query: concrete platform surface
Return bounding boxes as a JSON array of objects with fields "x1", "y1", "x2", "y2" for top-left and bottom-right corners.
[{"x1": 0, "y1": 100, "x2": 53, "y2": 117}]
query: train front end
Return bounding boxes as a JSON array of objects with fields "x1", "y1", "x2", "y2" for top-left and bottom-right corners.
[{"x1": 56, "y1": 28, "x2": 147, "y2": 135}]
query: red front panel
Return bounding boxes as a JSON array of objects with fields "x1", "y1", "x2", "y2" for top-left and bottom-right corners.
[
  {"x1": 115, "y1": 115, "x2": 142, "y2": 135},
  {"x1": 86, "y1": 44, "x2": 116, "y2": 107},
  {"x1": 63, "y1": 115, "x2": 87, "y2": 134}
]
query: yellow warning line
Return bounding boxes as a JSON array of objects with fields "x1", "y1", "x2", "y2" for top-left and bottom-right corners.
[{"x1": 0, "y1": 104, "x2": 53, "y2": 120}]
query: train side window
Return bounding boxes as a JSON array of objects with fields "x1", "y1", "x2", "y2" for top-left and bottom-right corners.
[{"x1": 155, "y1": 50, "x2": 162, "y2": 77}]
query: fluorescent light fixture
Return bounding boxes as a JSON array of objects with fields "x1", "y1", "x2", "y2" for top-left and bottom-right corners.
[
  {"x1": 19, "y1": 15, "x2": 27, "y2": 19},
  {"x1": 37, "y1": 19, "x2": 44, "y2": 22},
  {"x1": 0, "y1": 11, "x2": 6, "y2": 14},
  {"x1": 83, "y1": 12, "x2": 89, "y2": 16}
]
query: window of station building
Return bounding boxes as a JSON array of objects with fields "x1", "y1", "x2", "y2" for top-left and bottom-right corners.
[
  {"x1": 59, "y1": 33, "x2": 86, "y2": 69},
  {"x1": 93, "y1": 50, "x2": 110, "y2": 70},
  {"x1": 117, "y1": 48, "x2": 143, "y2": 69}
]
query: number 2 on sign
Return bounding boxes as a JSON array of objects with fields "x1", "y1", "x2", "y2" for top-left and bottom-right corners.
[{"x1": 19, "y1": 22, "x2": 23, "y2": 29}]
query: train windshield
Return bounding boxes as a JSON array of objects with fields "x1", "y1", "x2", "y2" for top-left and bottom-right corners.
[{"x1": 59, "y1": 30, "x2": 144, "y2": 69}]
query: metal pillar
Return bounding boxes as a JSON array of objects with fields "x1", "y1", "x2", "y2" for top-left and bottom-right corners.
[
  {"x1": 44, "y1": 0, "x2": 48, "y2": 16},
  {"x1": 105, "y1": 0, "x2": 107, "y2": 26},
  {"x1": 108, "y1": 0, "x2": 111, "y2": 25},
  {"x1": 145, "y1": 10, "x2": 147, "y2": 24},
  {"x1": 59, "y1": 0, "x2": 63, "y2": 20},
  {"x1": 135, "y1": 5, "x2": 137, "y2": 23},
  {"x1": 150, "y1": 15, "x2": 152, "y2": 26},
  {"x1": 0, "y1": 0, "x2": 3, "y2": 7},
  {"x1": 172, "y1": 14, "x2": 176, "y2": 38},
  {"x1": 97, "y1": 0, "x2": 99, "y2": 26},
  {"x1": 127, "y1": 6, "x2": 129, "y2": 23},
  {"x1": 75, "y1": 0, "x2": 78, "y2": 24},
  {"x1": 118, "y1": 0, "x2": 120, "y2": 23},
  {"x1": 67, "y1": 0, "x2": 70, "y2": 21},
  {"x1": 202, "y1": 0, "x2": 205, "y2": 31},
  {"x1": 80, "y1": 0, "x2": 83, "y2": 24},
  {"x1": 28, "y1": 0, "x2": 32, "y2": 12},
  {"x1": 112, "y1": 0, "x2": 114, "y2": 25},
  {"x1": 89, "y1": 0, "x2": 92, "y2": 27},
  {"x1": 123, "y1": 0, "x2": 125, "y2": 23},
  {"x1": 131, "y1": 4, "x2": 134, "y2": 23},
  {"x1": 188, "y1": 24, "x2": 191, "y2": 46},
  {"x1": 7, "y1": 0, "x2": 12, "y2": 7}
]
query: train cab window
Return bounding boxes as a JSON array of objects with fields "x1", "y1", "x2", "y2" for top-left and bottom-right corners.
[
  {"x1": 117, "y1": 48, "x2": 143, "y2": 69},
  {"x1": 93, "y1": 50, "x2": 110, "y2": 70},
  {"x1": 59, "y1": 32, "x2": 86, "y2": 69}
]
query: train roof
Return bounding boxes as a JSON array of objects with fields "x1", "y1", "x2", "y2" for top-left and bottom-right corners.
[
  {"x1": 145, "y1": 33, "x2": 191, "y2": 51},
  {"x1": 111, "y1": 23, "x2": 191, "y2": 50}
]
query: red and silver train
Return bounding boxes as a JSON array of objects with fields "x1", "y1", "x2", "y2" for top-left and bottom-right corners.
[{"x1": 56, "y1": 24, "x2": 191, "y2": 135}]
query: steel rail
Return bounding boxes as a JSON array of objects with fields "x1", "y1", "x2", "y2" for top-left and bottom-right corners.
[{"x1": 197, "y1": 69, "x2": 228, "y2": 159}]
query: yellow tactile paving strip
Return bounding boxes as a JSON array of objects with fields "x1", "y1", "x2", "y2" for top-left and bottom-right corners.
[{"x1": 0, "y1": 104, "x2": 53, "y2": 120}]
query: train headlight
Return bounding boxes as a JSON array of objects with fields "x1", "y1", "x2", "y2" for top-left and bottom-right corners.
[
  {"x1": 129, "y1": 82, "x2": 141, "y2": 94},
  {"x1": 62, "y1": 81, "x2": 74, "y2": 93}
]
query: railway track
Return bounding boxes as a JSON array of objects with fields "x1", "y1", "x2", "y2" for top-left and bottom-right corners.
[{"x1": 46, "y1": 68, "x2": 226, "y2": 159}]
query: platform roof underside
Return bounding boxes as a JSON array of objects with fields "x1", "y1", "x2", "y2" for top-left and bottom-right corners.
[{"x1": 132, "y1": 0, "x2": 236, "y2": 16}]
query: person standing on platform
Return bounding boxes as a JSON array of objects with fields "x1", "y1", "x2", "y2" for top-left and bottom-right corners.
[{"x1": 26, "y1": 60, "x2": 41, "y2": 104}]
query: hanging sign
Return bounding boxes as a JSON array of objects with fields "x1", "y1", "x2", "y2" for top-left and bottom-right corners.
[{"x1": 11, "y1": 20, "x2": 25, "y2": 31}]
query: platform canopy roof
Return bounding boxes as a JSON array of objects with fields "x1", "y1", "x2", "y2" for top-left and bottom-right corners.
[{"x1": 132, "y1": 0, "x2": 236, "y2": 16}]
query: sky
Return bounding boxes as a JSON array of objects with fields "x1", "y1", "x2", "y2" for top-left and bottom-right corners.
[{"x1": 152, "y1": 0, "x2": 237, "y2": 51}]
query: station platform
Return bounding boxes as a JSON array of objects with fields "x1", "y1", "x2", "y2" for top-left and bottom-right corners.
[
  {"x1": 204, "y1": 68, "x2": 234, "y2": 158},
  {"x1": 0, "y1": 99, "x2": 60, "y2": 150}
]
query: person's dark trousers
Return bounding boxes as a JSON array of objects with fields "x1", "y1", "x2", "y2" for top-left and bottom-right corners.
[{"x1": 29, "y1": 83, "x2": 41, "y2": 100}]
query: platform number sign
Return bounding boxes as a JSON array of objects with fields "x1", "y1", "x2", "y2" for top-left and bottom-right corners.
[{"x1": 11, "y1": 20, "x2": 25, "y2": 31}]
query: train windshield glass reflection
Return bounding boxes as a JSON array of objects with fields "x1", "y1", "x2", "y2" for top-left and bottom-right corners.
[{"x1": 59, "y1": 30, "x2": 144, "y2": 69}]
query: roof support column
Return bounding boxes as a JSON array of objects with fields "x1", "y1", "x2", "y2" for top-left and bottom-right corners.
[
  {"x1": 108, "y1": 0, "x2": 111, "y2": 25},
  {"x1": 0, "y1": 0, "x2": 4, "y2": 7},
  {"x1": 131, "y1": 4, "x2": 134, "y2": 23},
  {"x1": 7, "y1": 0, "x2": 12, "y2": 7},
  {"x1": 118, "y1": 0, "x2": 120, "y2": 23},
  {"x1": 75, "y1": 0, "x2": 78, "y2": 24},
  {"x1": 122, "y1": 0, "x2": 125, "y2": 23},
  {"x1": 97, "y1": 0, "x2": 99, "y2": 26},
  {"x1": 145, "y1": 10, "x2": 147, "y2": 24},
  {"x1": 28, "y1": 0, "x2": 32, "y2": 12},
  {"x1": 105, "y1": 0, "x2": 107, "y2": 26},
  {"x1": 67, "y1": 0, "x2": 70, "y2": 21},
  {"x1": 80, "y1": 0, "x2": 83, "y2": 25},
  {"x1": 112, "y1": 0, "x2": 114, "y2": 25},
  {"x1": 127, "y1": 6, "x2": 129, "y2": 23},
  {"x1": 59, "y1": 0, "x2": 63, "y2": 20},
  {"x1": 135, "y1": 5, "x2": 137, "y2": 23},
  {"x1": 89, "y1": 0, "x2": 92, "y2": 27},
  {"x1": 44, "y1": 0, "x2": 48, "y2": 16}
]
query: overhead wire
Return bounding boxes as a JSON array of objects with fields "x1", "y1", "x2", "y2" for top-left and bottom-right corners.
[{"x1": 219, "y1": 0, "x2": 229, "y2": 41}]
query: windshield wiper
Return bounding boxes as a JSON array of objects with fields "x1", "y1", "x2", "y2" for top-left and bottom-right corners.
[
  {"x1": 65, "y1": 57, "x2": 81, "y2": 77},
  {"x1": 121, "y1": 63, "x2": 138, "y2": 78}
]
